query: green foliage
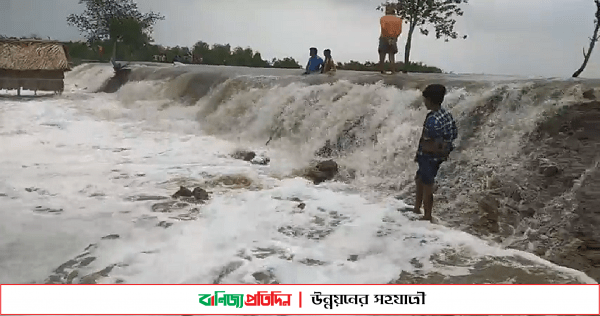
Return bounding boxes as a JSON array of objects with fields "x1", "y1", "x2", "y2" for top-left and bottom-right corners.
[
  {"x1": 209, "y1": 44, "x2": 231, "y2": 65},
  {"x1": 20, "y1": 34, "x2": 44, "y2": 40},
  {"x1": 109, "y1": 17, "x2": 148, "y2": 47},
  {"x1": 106, "y1": 17, "x2": 153, "y2": 61},
  {"x1": 192, "y1": 41, "x2": 210, "y2": 58},
  {"x1": 165, "y1": 46, "x2": 189, "y2": 63},
  {"x1": 66, "y1": 41, "x2": 98, "y2": 59},
  {"x1": 337, "y1": 60, "x2": 442, "y2": 73},
  {"x1": 252, "y1": 52, "x2": 270, "y2": 68},
  {"x1": 271, "y1": 57, "x2": 302, "y2": 69},
  {"x1": 67, "y1": 0, "x2": 164, "y2": 43},
  {"x1": 64, "y1": 39, "x2": 440, "y2": 73},
  {"x1": 378, "y1": 0, "x2": 468, "y2": 41},
  {"x1": 190, "y1": 41, "x2": 271, "y2": 67}
]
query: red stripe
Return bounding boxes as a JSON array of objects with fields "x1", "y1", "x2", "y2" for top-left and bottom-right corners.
[
  {"x1": 0, "y1": 284, "x2": 3, "y2": 315},
  {"x1": 211, "y1": 295, "x2": 214, "y2": 306},
  {"x1": 299, "y1": 291, "x2": 302, "y2": 308}
]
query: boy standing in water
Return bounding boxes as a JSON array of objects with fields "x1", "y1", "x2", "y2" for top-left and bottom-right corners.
[{"x1": 413, "y1": 84, "x2": 458, "y2": 222}]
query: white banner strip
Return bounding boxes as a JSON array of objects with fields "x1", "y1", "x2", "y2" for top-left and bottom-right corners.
[{"x1": 0, "y1": 284, "x2": 598, "y2": 315}]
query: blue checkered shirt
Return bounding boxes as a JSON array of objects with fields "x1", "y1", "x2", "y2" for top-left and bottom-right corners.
[{"x1": 416, "y1": 108, "x2": 458, "y2": 162}]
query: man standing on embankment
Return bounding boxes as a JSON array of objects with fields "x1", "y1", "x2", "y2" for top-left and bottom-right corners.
[{"x1": 378, "y1": 5, "x2": 403, "y2": 74}]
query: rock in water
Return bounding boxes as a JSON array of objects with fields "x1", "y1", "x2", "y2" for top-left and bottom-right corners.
[
  {"x1": 539, "y1": 165, "x2": 560, "y2": 177},
  {"x1": 477, "y1": 195, "x2": 500, "y2": 233},
  {"x1": 518, "y1": 205, "x2": 536, "y2": 218},
  {"x1": 101, "y1": 234, "x2": 120, "y2": 240},
  {"x1": 172, "y1": 186, "x2": 193, "y2": 198},
  {"x1": 317, "y1": 160, "x2": 338, "y2": 173},
  {"x1": 583, "y1": 89, "x2": 596, "y2": 100},
  {"x1": 192, "y1": 187, "x2": 210, "y2": 201},
  {"x1": 251, "y1": 156, "x2": 270, "y2": 165},
  {"x1": 232, "y1": 150, "x2": 256, "y2": 162},
  {"x1": 304, "y1": 160, "x2": 339, "y2": 184},
  {"x1": 316, "y1": 140, "x2": 334, "y2": 158}
]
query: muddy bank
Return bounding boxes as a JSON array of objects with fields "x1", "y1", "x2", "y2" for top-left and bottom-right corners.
[{"x1": 429, "y1": 100, "x2": 600, "y2": 281}]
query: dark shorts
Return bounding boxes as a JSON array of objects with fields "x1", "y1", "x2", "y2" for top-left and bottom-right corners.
[
  {"x1": 416, "y1": 156, "x2": 442, "y2": 185},
  {"x1": 378, "y1": 37, "x2": 398, "y2": 54}
]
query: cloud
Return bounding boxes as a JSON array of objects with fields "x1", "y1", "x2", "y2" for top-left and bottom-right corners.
[{"x1": 0, "y1": 0, "x2": 82, "y2": 41}]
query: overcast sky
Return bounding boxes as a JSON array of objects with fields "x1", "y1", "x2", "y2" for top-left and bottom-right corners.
[{"x1": 1, "y1": 0, "x2": 599, "y2": 78}]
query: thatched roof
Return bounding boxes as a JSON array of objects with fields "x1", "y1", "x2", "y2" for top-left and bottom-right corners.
[{"x1": 0, "y1": 39, "x2": 70, "y2": 71}]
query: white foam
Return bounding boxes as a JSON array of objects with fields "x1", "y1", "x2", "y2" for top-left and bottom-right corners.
[
  {"x1": 64, "y1": 63, "x2": 116, "y2": 92},
  {"x1": 0, "y1": 65, "x2": 594, "y2": 286}
]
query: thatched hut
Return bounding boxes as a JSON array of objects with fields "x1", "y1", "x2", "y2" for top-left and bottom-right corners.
[{"x1": 0, "y1": 39, "x2": 71, "y2": 95}]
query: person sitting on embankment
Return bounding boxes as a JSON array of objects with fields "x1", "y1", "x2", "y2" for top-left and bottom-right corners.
[
  {"x1": 304, "y1": 47, "x2": 324, "y2": 75},
  {"x1": 321, "y1": 49, "x2": 337, "y2": 75}
]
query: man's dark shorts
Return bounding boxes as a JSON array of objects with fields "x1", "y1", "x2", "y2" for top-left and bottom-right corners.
[
  {"x1": 378, "y1": 37, "x2": 398, "y2": 54},
  {"x1": 416, "y1": 156, "x2": 442, "y2": 185}
]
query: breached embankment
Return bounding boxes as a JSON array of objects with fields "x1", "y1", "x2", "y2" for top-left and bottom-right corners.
[
  {"x1": 65, "y1": 62, "x2": 600, "y2": 282},
  {"x1": 442, "y1": 99, "x2": 600, "y2": 281}
]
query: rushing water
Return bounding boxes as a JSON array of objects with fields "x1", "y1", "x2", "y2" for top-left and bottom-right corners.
[{"x1": 0, "y1": 63, "x2": 596, "y2": 288}]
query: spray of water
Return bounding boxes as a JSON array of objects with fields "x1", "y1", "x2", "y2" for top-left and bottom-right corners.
[{"x1": 1, "y1": 63, "x2": 596, "y2": 286}]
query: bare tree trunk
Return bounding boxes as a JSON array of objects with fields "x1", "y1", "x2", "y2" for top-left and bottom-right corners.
[
  {"x1": 574, "y1": 0, "x2": 600, "y2": 78},
  {"x1": 403, "y1": 23, "x2": 417, "y2": 74}
]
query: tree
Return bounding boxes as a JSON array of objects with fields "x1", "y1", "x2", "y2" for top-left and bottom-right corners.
[
  {"x1": 272, "y1": 57, "x2": 302, "y2": 69},
  {"x1": 64, "y1": 41, "x2": 99, "y2": 61},
  {"x1": 252, "y1": 52, "x2": 270, "y2": 67},
  {"x1": 192, "y1": 41, "x2": 210, "y2": 64},
  {"x1": 574, "y1": 0, "x2": 600, "y2": 77},
  {"x1": 193, "y1": 41, "x2": 210, "y2": 55},
  {"x1": 211, "y1": 44, "x2": 231, "y2": 65},
  {"x1": 228, "y1": 47, "x2": 256, "y2": 66},
  {"x1": 109, "y1": 17, "x2": 148, "y2": 47},
  {"x1": 335, "y1": 59, "x2": 441, "y2": 73},
  {"x1": 67, "y1": 0, "x2": 164, "y2": 44},
  {"x1": 377, "y1": 0, "x2": 467, "y2": 73},
  {"x1": 108, "y1": 17, "x2": 151, "y2": 61},
  {"x1": 19, "y1": 34, "x2": 42, "y2": 40},
  {"x1": 166, "y1": 46, "x2": 190, "y2": 62}
]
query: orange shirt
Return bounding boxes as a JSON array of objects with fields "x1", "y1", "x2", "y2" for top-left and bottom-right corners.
[{"x1": 380, "y1": 15, "x2": 403, "y2": 38}]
